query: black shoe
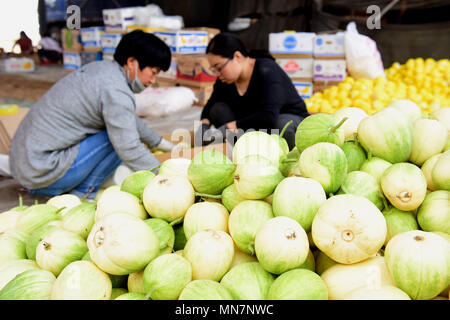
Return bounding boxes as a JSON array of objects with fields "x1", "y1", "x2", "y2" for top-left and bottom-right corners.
[
  {"x1": 203, "y1": 125, "x2": 227, "y2": 146},
  {"x1": 195, "y1": 124, "x2": 215, "y2": 146}
]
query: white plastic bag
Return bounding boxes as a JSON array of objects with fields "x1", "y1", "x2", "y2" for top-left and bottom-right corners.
[
  {"x1": 135, "y1": 86, "x2": 198, "y2": 118},
  {"x1": 344, "y1": 22, "x2": 385, "y2": 79},
  {"x1": 148, "y1": 15, "x2": 184, "y2": 29},
  {"x1": 134, "y1": 4, "x2": 164, "y2": 27}
]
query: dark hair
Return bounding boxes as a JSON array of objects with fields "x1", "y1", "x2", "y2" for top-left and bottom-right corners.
[
  {"x1": 206, "y1": 32, "x2": 274, "y2": 60},
  {"x1": 206, "y1": 32, "x2": 248, "y2": 59},
  {"x1": 114, "y1": 30, "x2": 171, "y2": 71}
]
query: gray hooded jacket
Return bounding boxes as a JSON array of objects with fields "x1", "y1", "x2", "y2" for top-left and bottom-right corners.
[{"x1": 9, "y1": 59, "x2": 162, "y2": 190}]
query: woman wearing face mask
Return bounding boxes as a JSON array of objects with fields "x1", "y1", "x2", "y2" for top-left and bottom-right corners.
[
  {"x1": 9, "y1": 31, "x2": 174, "y2": 199},
  {"x1": 197, "y1": 32, "x2": 310, "y2": 150}
]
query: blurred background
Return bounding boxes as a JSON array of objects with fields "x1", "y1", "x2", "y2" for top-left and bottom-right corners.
[{"x1": 1, "y1": 0, "x2": 449, "y2": 65}]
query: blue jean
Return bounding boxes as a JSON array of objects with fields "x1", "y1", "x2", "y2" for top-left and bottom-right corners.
[{"x1": 29, "y1": 131, "x2": 121, "y2": 199}]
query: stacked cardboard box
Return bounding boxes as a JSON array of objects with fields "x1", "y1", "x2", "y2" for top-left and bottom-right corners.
[
  {"x1": 152, "y1": 27, "x2": 220, "y2": 107},
  {"x1": 62, "y1": 28, "x2": 83, "y2": 70},
  {"x1": 269, "y1": 32, "x2": 316, "y2": 100},
  {"x1": 154, "y1": 54, "x2": 216, "y2": 107},
  {"x1": 103, "y1": 7, "x2": 139, "y2": 34},
  {"x1": 269, "y1": 31, "x2": 348, "y2": 96},
  {"x1": 312, "y1": 31, "x2": 347, "y2": 93},
  {"x1": 80, "y1": 27, "x2": 104, "y2": 66},
  {"x1": 176, "y1": 54, "x2": 217, "y2": 106},
  {"x1": 100, "y1": 31, "x2": 123, "y2": 61},
  {"x1": 62, "y1": 28, "x2": 104, "y2": 71},
  {"x1": 153, "y1": 29, "x2": 210, "y2": 54},
  {"x1": 184, "y1": 27, "x2": 220, "y2": 43}
]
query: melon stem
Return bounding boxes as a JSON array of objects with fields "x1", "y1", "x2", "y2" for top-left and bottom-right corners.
[
  {"x1": 381, "y1": 193, "x2": 390, "y2": 211},
  {"x1": 329, "y1": 117, "x2": 348, "y2": 133},
  {"x1": 281, "y1": 158, "x2": 298, "y2": 164},
  {"x1": 18, "y1": 194, "x2": 23, "y2": 207},
  {"x1": 55, "y1": 207, "x2": 65, "y2": 215},
  {"x1": 248, "y1": 242, "x2": 255, "y2": 255},
  {"x1": 280, "y1": 120, "x2": 293, "y2": 139},
  {"x1": 149, "y1": 165, "x2": 161, "y2": 172},
  {"x1": 169, "y1": 217, "x2": 184, "y2": 226},
  {"x1": 144, "y1": 286, "x2": 159, "y2": 300},
  {"x1": 194, "y1": 192, "x2": 223, "y2": 199}
]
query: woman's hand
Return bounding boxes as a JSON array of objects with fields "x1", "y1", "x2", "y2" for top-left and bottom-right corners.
[
  {"x1": 201, "y1": 118, "x2": 211, "y2": 125},
  {"x1": 226, "y1": 121, "x2": 238, "y2": 133}
]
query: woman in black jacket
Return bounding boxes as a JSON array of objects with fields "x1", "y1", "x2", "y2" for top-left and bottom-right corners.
[{"x1": 197, "y1": 32, "x2": 310, "y2": 149}]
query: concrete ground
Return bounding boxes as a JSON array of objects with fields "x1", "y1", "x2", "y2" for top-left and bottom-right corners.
[{"x1": 0, "y1": 63, "x2": 202, "y2": 212}]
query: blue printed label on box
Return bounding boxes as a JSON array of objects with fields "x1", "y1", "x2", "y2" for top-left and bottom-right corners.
[{"x1": 269, "y1": 32, "x2": 316, "y2": 54}]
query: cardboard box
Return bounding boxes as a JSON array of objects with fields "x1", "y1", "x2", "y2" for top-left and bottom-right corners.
[
  {"x1": 0, "y1": 58, "x2": 35, "y2": 73},
  {"x1": 101, "y1": 33, "x2": 123, "y2": 55},
  {"x1": 184, "y1": 27, "x2": 220, "y2": 42},
  {"x1": 155, "y1": 130, "x2": 232, "y2": 162},
  {"x1": 126, "y1": 25, "x2": 168, "y2": 34},
  {"x1": 63, "y1": 51, "x2": 82, "y2": 70},
  {"x1": 158, "y1": 53, "x2": 178, "y2": 79},
  {"x1": 269, "y1": 32, "x2": 316, "y2": 55},
  {"x1": 188, "y1": 85, "x2": 214, "y2": 106},
  {"x1": 0, "y1": 107, "x2": 30, "y2": 154},
  {"x1": 272, "y1": 54, "x2": 313, "y2": 79},
  {"x1": 103, "y1": 7, "x2": 138, "y2": 33},
  {"x1": 177, "y1": 78, "x2": 215, "y2": 88},
  {"x1": 313, "y1": 33, "x2": 345, "y2": 59},
  {"x1": 81, "y1": 27, "x2": 104, "y2": 52},
  {"x1": 292, "y1": 79, "x2": 313, "y2": 99},
  {"x1": 176, "y1": 54, "x2": 217, "y2": 83},
  {"x1": 61, "y1": 29, "x2": 83, "y2": 52},
  {"x1": 313, "y1": 80, "x2": 341, "y2": 93},
  {"x1": 313, "y1": 59, "x2": 347, "y2": 82},
  {"x1": 154, "y1": 30, "x2": 209, "y2": 54},
  {"x1": 155, "y1": 77, "x2": 179, "y2": 87},
  {"x1": 81, "y1": 51, "x2": 103, "y2": 66}
]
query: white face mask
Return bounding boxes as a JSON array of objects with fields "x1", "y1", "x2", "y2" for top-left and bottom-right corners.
[{"x1": 126, "y1": 62, "x2": 146, "y2": 93}]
